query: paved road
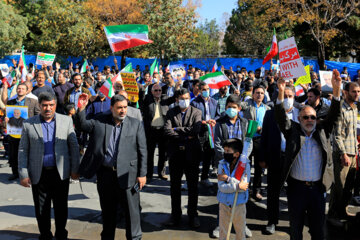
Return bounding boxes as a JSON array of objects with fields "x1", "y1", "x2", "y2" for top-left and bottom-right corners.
[{"x1": 0, "y1": 152, "x2": 357, "y2": 239}]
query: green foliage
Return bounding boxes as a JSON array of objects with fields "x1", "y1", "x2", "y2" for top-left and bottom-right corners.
[
  {"x1": 0, "y1": 1, "x2": 28, "y2": 56},
  {"x1": 192, "y1": 19, "x2": 221, "y2": 57}
]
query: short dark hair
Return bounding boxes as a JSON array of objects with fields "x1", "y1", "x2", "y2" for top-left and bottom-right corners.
[
  {"x1": 225, "y1": 94, "x2": 241, "y2": 107},
  {"x1": 222, "y1": 138, "x2": 243, "y2": 154},
  {"x1": 111, "y1": 94, "x2": 127, "y2": 106},
  {"x1": 199, "y1": 81, "x2": 208, "y2": 90},
  {"x1": 84, "y1": 77, "x2": 93, "y2": 85},
  {"x1": 17, "y1": 82, "x2": 28, "y2": 91},
  {"x1": 192, "y1": 79, "x2": 200, "y2": 86},
  {"x1": 244, "y1": 81, "x2": 253, "y2": 91},
  {"x1": 307, "y1": 88, "x2": 321, "y2": 97},
  {"x1": 104, "y1": 65, "x2": 110, "y2": 70},
  {"x1": 344, "y1": 82, "x2": 359, "y2": 91},
  {"x1": 72, "y1": 73, "x2": 82, "y2": 80},
  {"x1": 175, "y1": 88, "x2": 189, "y2": 98},
  {"x1": 252, "y1": 85, "x2": 265, "y2": 94},
  {"x1": 38, "y1": 92, "x2": 57, "y2": 104},
  {"x1": 64, "y1": 103, "x2": 75, "y2": 115}
]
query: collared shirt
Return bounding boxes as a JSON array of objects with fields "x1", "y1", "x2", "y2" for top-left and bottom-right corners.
[
  {"x1": 334, "y1": 101, "x2": 358, "y2": 155},
  {"x1": 41, "y1": 117, "x2": 56, "y2": 167},
  {"x1": 290, "y1": 129, "x2": 322, "y2": 181},
  {"x1": 254, "y1": 102, "x2": 266, "y2": 137},
  {"x1": 281, "y1": 108, "x2": 299, "y2": 152},
  {"x1": 226, "y1": 117, "x2": 242, "y2": 140},
  {"x1": 15, "y1": 97, "x2": 25, "y2": 106},
  {"x1": 151, "y1": 100, "x2": 165, "y2": 127},
  {"x1": 69, "y1": 88, "x2": 82, "y2": 110},
  {"x1": 103, "y1": 122, "x2": 123, "y2": 168},
  {"x1": 213, "y1": 92, "x2": 229, "y2": 114},
  {"x1": 203, "y1": 97, "x2": 211, "y2": 121}
]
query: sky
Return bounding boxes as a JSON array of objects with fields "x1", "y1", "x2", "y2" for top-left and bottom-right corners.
[{"x1": 196, "y1": 0, "x2": 237, "y2": 27}]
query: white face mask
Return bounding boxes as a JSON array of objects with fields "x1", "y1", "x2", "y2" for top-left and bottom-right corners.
[
  {"x1": 284, "y1": 97, "x2": 294, "y2": 111},
  {"x1": 179, "y1": 99, "x2": 190, "y2": 109}
]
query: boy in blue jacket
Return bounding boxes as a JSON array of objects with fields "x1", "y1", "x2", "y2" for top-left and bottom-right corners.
[{"x1": 217, "y1": 138, "x2": 251, "y2": 240}]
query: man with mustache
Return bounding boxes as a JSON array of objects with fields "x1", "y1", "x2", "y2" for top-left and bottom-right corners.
[{"x1": 275, "y1": 70, "x2": 342, "y2": 240}]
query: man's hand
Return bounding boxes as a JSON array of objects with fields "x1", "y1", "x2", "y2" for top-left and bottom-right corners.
[
  {"x1": 4, "y1": 117, "x2": 9, "y2": 123},
  {"x1": 341, "y1": 153, "x2": 351, "y2": 167},
  {"x1": 137, "y1": 176, "x2": 146, "y2": 190},
  {"x1": 78, "y1": 97, "x2": 89, "y2": 112},
  {"x1": 12, "y1": 59, "x2": 17, "y2": 67},
  {"x1": 56, "y1": 62, "x2": 60, "y2": 70},
  {"x1": 208, "y1": 119, "x2": 216, "y2": 127},
  {"x1": 113, "y1": 57, "x2": 118, "y2": 64},
  {"x1": 332, "y1": 69, "x2": 342, "y2": 98},
  {"x1": 217, "y1": 173, "x2": 228, "y2": 181},
  {"x1": 71, "y1": 173, "x2": 80, "y2": 180},
  {"x1": 277, "y1": 77, "x2": 286, "y2": 101},
  {"x1": 239, "y1": 179, "x2": 249, "y2": 191},
  {"x1": 20, "y1": 178, "x2": 31, "y2": 188},
  {"x1": 299, "y1": 83, "x2": 308, "y2": 91}
]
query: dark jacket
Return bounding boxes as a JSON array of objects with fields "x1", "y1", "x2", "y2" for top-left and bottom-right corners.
[
  {"x1": 274, "y1": 98, "x2": 342, "y2": 189},
  {"x1": 191, "y1": 95, "x2": 220, "y2": 121},
  {"x1": 7, "y1": 97, "x2": 40, "y2": 118},
  {"x1": 142, "y1": 94, "x2": 176, "y2": 129},
  {"x1": 308, "y1": 99, "x2": 330, "y2": 120},
  {"x1": 75, "y1": 110, "x2": 147, "y2": 189}
]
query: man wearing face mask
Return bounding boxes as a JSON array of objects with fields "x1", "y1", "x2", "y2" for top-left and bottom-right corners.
[
  {"x1": 191, "y1": 82, "x2": 220, "y2": 186},
  {"x1": 275, "y1": 71, "x2": 342, "y2": 240},
  {"x1": 259, "y1": 86, "x2": 299, "y2": 235},
  {"x1": 164, "y1": 88, "x2": 202, "y2": 228},
  {"x1": 76, "y1": 95, "x2": 147, "y2": 240}
]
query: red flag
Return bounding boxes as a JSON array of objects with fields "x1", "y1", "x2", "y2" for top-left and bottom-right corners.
[
  {"x1": 262, "y1": 30, "x2": 278, "y2": 65},
  {"x1": 234, "y1": 156, "x2": 247, "y2": 181}
]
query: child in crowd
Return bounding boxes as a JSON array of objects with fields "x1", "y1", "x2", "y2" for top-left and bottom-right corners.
[{"x1": 217, "y1": 138, "x2": 250, "y2": 240}]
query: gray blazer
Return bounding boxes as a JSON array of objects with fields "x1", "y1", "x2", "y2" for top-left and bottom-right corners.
[{"x1": 18, "y1": 113, "x2": 80, "y2": 185}]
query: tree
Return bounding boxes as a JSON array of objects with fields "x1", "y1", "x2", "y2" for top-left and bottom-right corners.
[
  {"x1": 138, "y1": 0, "x2": 199, "y2": 62},
  {"x1": 192, "y1": 19, "x2": 221, "y2": 57},
  {"x1": 0, "y1": 1, "x2": 28, "y2": 56},
  {"x1": 242, "y1": 0, "x2": 360, "y2": 69}
]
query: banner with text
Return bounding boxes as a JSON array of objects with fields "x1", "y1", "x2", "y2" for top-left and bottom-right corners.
[
  {"x1": 279, "y1": 37, "x2": 306, "y2": 80},
  {"x1": 36, "y1": 52, "x2": 56, "y2": 66},
  {"x1": 121, "y1": 72, "x2": 139, "y2": 102}
]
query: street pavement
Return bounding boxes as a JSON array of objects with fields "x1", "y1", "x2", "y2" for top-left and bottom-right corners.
[{"x1": 0, "y1": 151, "x2": 358, "y2": 240}]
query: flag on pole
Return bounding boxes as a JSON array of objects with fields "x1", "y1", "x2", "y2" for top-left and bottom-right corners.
[
  {"x1": 262, "y1": 28, "x2": 278, "y2": 65},
  {"x1": 211, "y1": 59, "x2": 221, "y2": 72},
  {"x1": 3, "y1": 71, "x2": 16, "y2": 87},
  {"x1": 18, "y1": 46, "x2": 27, "y2": 83},
  {"x1": 165, "y1": 63, "x2": 170, "y2": 73},
  {"x1": 295, "y1": 85, "x2": 304, "y2": 96},
  {"x1": 104, "y1": 24, "x2": 153, "y2": 52},
  {"x1": 121, "y1": 63, "x2": 133, "y2": 72},
  {"x1": 80, "y1": 60, "x2": 89, "y2": 73},
  {"x1": 112, "y1": 72, "x2": 122, "y2": 82},
  {"x1": 99, "y1": 77, "x2": 115, "y2": 99},
  {"x1": 206, "y1": 124, "x2": 215, "y2": 149},
  {"x1": 199, "y1": 72, "x2": 232, "y2": 89},
  {"x1": 150, "y1": 58, "x2": 159, "y2": 77}
]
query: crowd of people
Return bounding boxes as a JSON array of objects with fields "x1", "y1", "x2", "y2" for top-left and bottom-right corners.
[{"x1": 0, "y1": 58, "x2": 360, "y2": 240}]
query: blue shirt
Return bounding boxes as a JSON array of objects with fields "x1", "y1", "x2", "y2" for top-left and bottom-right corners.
[
  {"x1": 86, "y1": 97, "x2": 111, "y2": 119},
  {"x1": 103, "y1": 122, "x2": 123, "y2": 168},
  {"x1": 226, "y1": 118, "x2": 242, "y2": 140},
  {"x1": 41, "y1": 117, "x2": 56, "y2": 167},
  {"x1": 15, "y1": 98, "x2": 25, "y2": 106},
  {"x1": 69, "y1": 88, "x2": 82, "y2": 110},
  {"x1": 254, "y1": 102, "x2": 266, "y2": 137}
]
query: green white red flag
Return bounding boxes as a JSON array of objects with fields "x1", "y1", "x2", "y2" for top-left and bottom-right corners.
[
  {"x1": 150, "y1": 58, "x2": 159, "y2": 77},
  {"x1": 104, "y1": 24, "x2": 153, "y2": 52},
  {"x1": 81, "y1": 60, "x2": 89, "y2": 73},
  {"x1": 121, "y1": 63, "x2": 133, "y2": 73},
  {"x1": 199, "y1": 71, "x2": 232, "y2": 89},
  {"x1": 262, "y1": 29, "x2": 278, "y2": 65},
  {"x1": 99, "y1": 77, "x2": 115, "y2": 99},
  {"x1": 211, "y1": 59, "x2": 221, "y2": 72},
  {"x1": 18, "y1": 46, "x2": 27, "y2": 82}
]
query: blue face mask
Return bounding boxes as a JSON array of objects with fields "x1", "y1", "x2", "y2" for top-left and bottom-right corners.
[
  {"x1": 188, "y1": 76, "x2": 193, "y2": 80},
  {"x1": 225, "y1": 108, "x2": 238, "y2": 118},
  {"x1": 202, "y1": 90, "x2": 210, "y2": 98}
]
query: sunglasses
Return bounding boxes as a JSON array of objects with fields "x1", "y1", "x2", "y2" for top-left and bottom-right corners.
[
  {"x1": 153, "y1": 89, "x2": 162, "y2": 92},
  {"x1": 302, "y1": 115, "x2": 316, "y2": 120}
]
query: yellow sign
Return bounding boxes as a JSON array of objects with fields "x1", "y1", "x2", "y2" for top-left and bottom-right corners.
[
  {"x1": 294, "y1": 65, "x2": 311, "y2": 86},
  {"x1": 121, "y1": 72, "x2": 139, "y2": 103}
]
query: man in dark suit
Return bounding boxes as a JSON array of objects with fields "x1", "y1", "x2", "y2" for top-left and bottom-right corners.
[
  {"x1": 2, "y1": 82, "x2": 40, "y2": 181},
  {"x1": 76, "y1": 94, "x2": 147, "y2": 240},
  {"x1": 275, "y1": 71, "x2": 342, "y2": 240},
  {"x1": 142, "y1": 84, "x2": 176, "y2": 180},
  {"x1": 18, "y1": 92, "x2": 80, "y2": 240},
  {"x1": 164, "y1": 88, "x2": 202, "y2": 228},
  {"x1": 191, "y1": 82, "x2": 220, "y2": 186}
]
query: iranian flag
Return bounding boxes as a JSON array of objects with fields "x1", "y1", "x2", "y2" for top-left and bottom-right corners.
[
  {"x1": 211, "y1": 59, "x2": 221, "y2": 72},
  {"x1": 112, "y1": 72, "x2": 122, "y2": 82},
  {"x1": 81, "y1": 60, "x2": 89, "y2": 73},
  {"x1": 3, "y1": 71, "x2": 16, "y2": 87},
  {"x1": 99, "y1": 77, "x2": 115, "y2": 99},
  {"x1": 295, "y1": 85, "x2": 304, "y2": 96},
  {"x1": 104, "y1": 24, "x2": 153, "y2": 52},
  {"x1": 165, "y1": 63, "x2": 170, "y2": 73},
  {"x1": 150, "y1": 58, "x2": 159, "y2": 77},
  {"x1": 18, "y1": 46, "x2": 27, "y2": 82},
  {"x1": 262, "y1": 29, "x2": 278, "y2": 65},
  {"x1": 200, "y1": 72, "x2": 232, "y2": 89},
  {"x1": 121, "y1": 63, "x2": 133, "y2": 72}
]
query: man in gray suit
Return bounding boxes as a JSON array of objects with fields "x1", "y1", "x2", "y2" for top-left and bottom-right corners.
[
  {"x1": 18, "y1": 92, "x2": 80, "y2": 240},
  {"x1": 76, "y1": 94, "x2": 147, "y2": 240}
]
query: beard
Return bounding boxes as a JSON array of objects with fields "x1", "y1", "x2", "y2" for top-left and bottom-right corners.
[
  {"x1": 113, "y1": 114, "x2": 126, "y2": 121},
  {"x1": 301, "y1": 121, "x2": 316, "y2": 133}
]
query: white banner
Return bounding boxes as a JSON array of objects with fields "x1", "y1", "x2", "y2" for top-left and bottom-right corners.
[
  {"x1": 0, "y1": 64, "x2": 9, "y2": 76},
  {"x1": 36, "y1": 52, "x2": 56, "y2": 66},
  {"x1": 279, "y1": 37, "x2": 306, "y2": 80}
]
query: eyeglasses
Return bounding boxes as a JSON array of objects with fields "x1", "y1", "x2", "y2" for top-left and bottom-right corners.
[
  {"x1": 302, "y1": 115, "x2": 316, "y2": 120},
  {"x1": 154, "y1": 89, "x2": 162, "y2": 92}
]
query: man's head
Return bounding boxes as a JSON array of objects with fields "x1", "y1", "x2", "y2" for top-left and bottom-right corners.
[
  {"x1": 16, "y1": 83, "x2": 28, "y2": 97},
  {"x1": 344, "y1": 82, "x2": 360, "y2": 104},
  {"x1": 144, "y1": 72, "x2": 151, "y2": 83},
  {"x1": 199, "y1": 82, "x2": 210, "y2": 99},
  {"x1": 298, "y1": 106, "x2": 317, "y2": 134},
  {"x1": 58, "y1": 73, "x2": 66, "y2": 84},
  {"x1": 307, "y1": 88, "x2": 321, "y2": 108},
  {"x1": 219, "y1": 86, "x2": 228, "y2": 95},
  {"x1": 225, "y1": 94, "x2": 241, "y2": 119},
  {"x1": 222, "y1": 138, "x2": 243, "y2": 163},
  {"x1": 38, "y1": 92, "x2": 57, "y2": 121},
  {"x1": 192, "y1": 79, "x2": 200, "y2": 94},
  {"x1": 104, "y1": 66, "x2": 111, "y2": 75},
  {"x1": 24, "y1": 81, "x2": 33, "y2": 94},
  {"x1": 13, "y1": 109, "x2": 21, "y2": 119},
  {"x1": 72, "y1": 73, "x2": 83, "y2": 89},
  {"x1": 252, "y1": 85, "x2": 265, "y2": 104},
  {"x1": 118, "y1": 90, "x2": 128, "y2": 100},
  {"x1": 176, "y1": 88, "x2": 190, "y2": 110},
  {"x1": 110, "y1": 95, "x2": 128, "y2": 121},
  {"x1": 96, "y1": 72, "x2": 102, "y2": 81},
  {"x1": 83, "y1": 77, "x2": 93, "y2": 88},
  {"x1": 194, "y1": 71, "x2": 200, "y2": 79},
  {"x1": 36, "y1": 70, "x2": 46, "y2": 87},
  {"x1": 283, "y1": 86, "x2": 295, "y2": 111},
  {"x1": 151, "y1": 84, "x2": 162, "y2": 99},
  {"x1": 26, "y1": 73, "x2": 33, "y2": 82}
]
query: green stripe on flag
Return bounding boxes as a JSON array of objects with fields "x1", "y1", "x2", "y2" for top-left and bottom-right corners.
[
  {"x1": 199, "y1": 71, "x2": 223, "y2": 81},
  {"x1": 107, "y1": 77, "x2": 113, "y2": 97},
  {"x1": 104, "y1": 24, "x2": 149, "y2": 34}
]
